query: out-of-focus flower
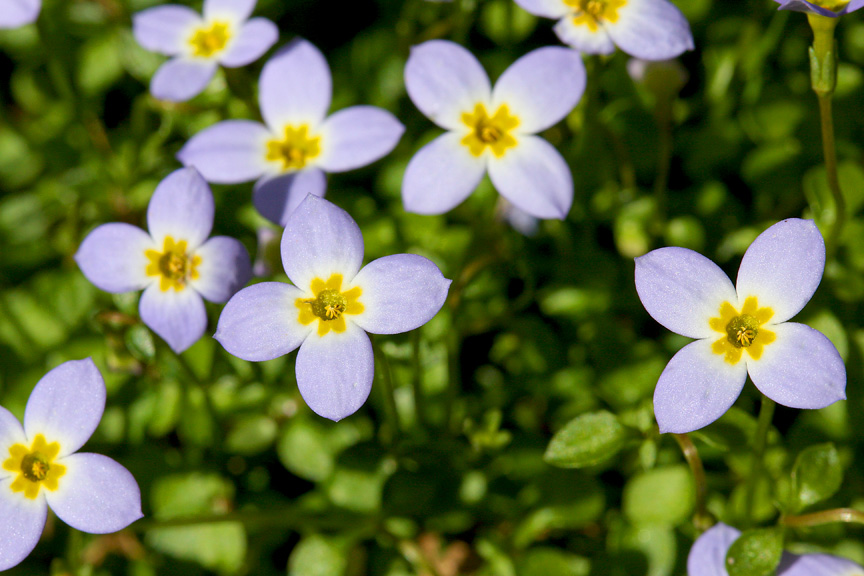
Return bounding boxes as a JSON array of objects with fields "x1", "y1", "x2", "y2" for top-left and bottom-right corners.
[
  {"x1": 773, "y1": 0, "x2": 864, "y2": 16},
  {"x1": 178, "y1": 38, "x2": 404, "y2": 226},
  {"x1": 215, "y1": 195, "x2": 451, "y2": 421},
  {"x1": 0, "y1": 0, "x2": 40, "y2": 29},
  {"x1": 252, "y1": 227, "x2": 280, "y2": 277},
  {"x1": 513, "y1": 0, "x2": 693, "y2": 60},
  {"x1": 634, "y1": 219, "x2": 846, "y2": 433},
  {"x1": 688, "y1": 523, "x2": 864, "y2": 576},
  {"x1": 626, "y1": 57, "x2": 688, "y2": 98},
  {"x1": 496, "y1": 198, "x2": 539, "y2": 236},
  {"x1": 76, "y1": 167, "x2": 252, "y2": 353},
  {"x1": 0, "y1": 358, "x2": 142, "y2": 571},
  {"x1": 403, "y1": 40, "x2": 584, "y2": 219},
  {"x1": 132, "y1": 0, "x2": 278, "y2": 102}
]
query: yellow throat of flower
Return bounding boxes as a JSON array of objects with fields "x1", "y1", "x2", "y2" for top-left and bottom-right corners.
[
  {"x1": 145, "y1": 236, "x2": 202, "y2": 292},
  {"x1": 189, "y1": 21, "x2": 231, "y2": 58},
  {"x1": 266, "y1": 125, "x2": 322, "y2": 172},
  {"x1": 461, "y1": 103, "x2": 519, "y2": 158},
  {"x1": 709, "y1": 297, "x2": 776, "y2": 365},
  {"x1": 3, "y1": 434, "x2": 66, "y2": 500},
  {"x1": 565, "y1": 0, "x2": 627, "y2": 32},
  {"x1": 810, "y1": 0, "x2": 850, "y2": 9},
  {"x1": 296, "y1": 274, "x2": 364, "y2": 337}
]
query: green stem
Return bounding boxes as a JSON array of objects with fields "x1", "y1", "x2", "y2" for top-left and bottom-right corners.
[
  {"x1": 673, "y1": 433, "x2": 711, "y2": 532},
  {"x1": 807, "y1": 13, "x2": 846, "y2": 252},
  {"x1": 652, "y1": 99, "x2": 673, "y2": 225},
  {"x1": 163, "y1": 344, "x2": 222, "y2": 451},
  {"x1": 373, "y1": 339, "x2": 401, "y2": 444},
  {"x1": 411, "y1": 330, "x2": 427, "y2": 431},
  {"x1": 745, "y1": 395, "x2": 775, "y2": 527},
  {"x1": 782, "y1": 508, "x2": 864, "y2": 528}
]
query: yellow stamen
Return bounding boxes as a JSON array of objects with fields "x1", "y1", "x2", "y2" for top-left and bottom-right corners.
[
  {"x1": 295, "y1": 273, "x2": 364, "y2": 337},
  {"x1": 145, "y1": 236, "x2": 202, "y2": 292},
  {"x1": 564, "y1": 0, "x2": 627, "y2": 32},
  {"x1": 266, "y1": 125, "x2": 322, "y2": 172},
  {"x1": 189, "y1": 21, "x2": 231, "y2": 58},
  {"x1": 3, "y1": 434, "x2": 66, "y2": 500},
  {"x1": 460, "y1": 103, "x2": 519, "y2": 158},
  {"x1": 709, "y1": 297, "x2": 776, "y2": 365}
]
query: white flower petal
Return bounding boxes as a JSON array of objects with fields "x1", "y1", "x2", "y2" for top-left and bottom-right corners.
[
  {"x1": 75, "y1": 223, "x2": 155, "y2": 294},
  {"x1": 147, "y1": 167, "x2": 214, "y2": 251},
  {"x1": 0, "y1": 407, "x2": 27, "y2": 480},
  {"x1": 295, "y1": 322, "x2": 374, "y2": 421},
  {"x1": 777, "y1": 553, "x2": 864, "y2": 576},
  {"x1": 511, "y1": 0, "x2": 569, "y2": 18},
  {"x1": 132, "y1": 5, "x2": 201, "y2": 56},
  {"x1": 280, "y1": 195, "x2": 365, "y2": 290},
  {"x1": 260, "y1": 39, "x2": 331, "y2": 131},
  {"x1": 150, "y1": 58, "x2": 217, "y2": 103},
  {"x1": 190, "y1": 236, "x2": 252, "y2": 303},
  {"x1": 46, "y1": 453, "x2": 142, "y2": 534},
  {"x1": 736, "y1": 219, "x2": 825, "y2": 324},
  {"x1": 654, "y1": 338, "x2": 748, "y2": 433},
  {"x1": 317, "y1": 106, "x2": 405, "y2": 173},
  {"x1": 23, "y1": 358, "x2": 105, "y2": 457},
  {"x1": 635, "y1": 247, "x2": 738, "y2": 339},
  {"x1": 687, "y1": 523, "x2": 741, "y2": 576},
  {"x1": 203, "y1": 0, "x2": 256, "y2": 22},
  {"x1": 253, "y1": 169, "x2": 327, "y2": 226},
  {"x1": 747, "y1": 322, "x2": 846, "y2": 409},
  {"x1": 405, "y1": 40, "x2": 492, "y2": 130},
  {"x1": 215, "y1": 282, "x2": 312, "y2": 361},
  {"x1": 401, "y1": 132, "x2": 487, "y2": 215},
  {"x1": 605, "y1": 0, "x2": 694, "y2": 60},
  {"x1": 553, "y1": 16, "x2": 616, "y2": 55},
  {"x1": 177, "y1": 120, "x2": 271, "y2": 184},
  {"x1": 139, "y1": 283, "x2": 208, "y2": 354},
  {"x1": 487, "y1": 134, "x2": 573, "y2": 219},
  {"x1": 491, "y1": 47, "x2": 585, "y2": 134},
  {"x1": 350, "y1": 254, "x2": 451, "y2": 335},
  {"x1": 0, "y1": 479, "x2": 46, "y2": 571},
  {"x1": 219, "y1": 17, "x2": 278, "y2": 67}
]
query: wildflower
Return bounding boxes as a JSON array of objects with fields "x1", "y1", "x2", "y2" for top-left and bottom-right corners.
[
  {"x1": 403, "y1": 40, "x2": 584, "y2": 219},
  {"x1": 215, "y1": 195, "x2": 451, "y2": 421},
  {"x1": 0, "y1": 0, "x2": 40, "y2": 28},
  {"x1": 772, "y1": 0, "x2": 863, "y2": 17},
  {"x1": 0, "y1": 358, "x2": 142, "y2": 570},
  {"x1": 76, "y1": 167, "x2": 252, "y2": 353},
  {"x1": 634, "y1": 219, "x2": 846, "y2": 433},
  {"x1": 688, "y1": 523, "x2": 864, "y2": 576},
  {"x1": 132, "y1": 0, "x2": 278, "y2": 102},
  {"x1": 512, "y1": 0, "x2": 693, "y2": 60},
  {"x1": 178, "y1": 38, "x2": 405, "y2": 226}
]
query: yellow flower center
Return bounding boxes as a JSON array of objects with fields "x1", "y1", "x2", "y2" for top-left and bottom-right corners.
[
  {"x1": 709, "y1": 297, "x2": 776, "y2": 365},
  {"x1": 810, "y1": 0, "x2": 850, "y2": 9},
  {"x1": 188, "y1": 21, "x2": 231, "y2": 58},
  {"x1": 461, "y1": 103, "x2": 519, "y2": 158},
  {"x1": 266, "y1": 125, "x2": 322, "y2": 172},
  {"x1": 295, "y1": 274, "x2": 364, "y2": 337},
  {"x1": 145, "y1": 236, "x2": 202, "y2": 292},
  {"x1": 564, "y1": 0, "x2": 627, "y2": 32},
  {"x1": 3, "y1": 434, "x2": 66, "y2": 500}
]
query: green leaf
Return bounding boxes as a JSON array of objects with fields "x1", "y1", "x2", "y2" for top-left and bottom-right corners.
[
  {"x1": 518, "y1": 548, "x2": 590, "y2": 576},
  {"x1": 288, "y1": 535, "x2": 347, "y2": 576},
  {"x1": 622, "y1": 465, "x2": 694, "y2": 526},
  {"x1": 792, "y1": 443, "x2": 843, "y2": 510},
  {"x1": 225, "y1": 415, "x2": 277, "y2": 455},
  {"x1": 544, "y1": 411, "x2": 627, "y2": 469},
  {"x1": 725, "y1": 528, "x2": 783, "y2": 576}
]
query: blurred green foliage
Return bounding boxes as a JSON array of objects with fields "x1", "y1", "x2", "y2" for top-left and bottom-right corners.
[{"x1": 1, "y1": 0, "x2": 863, "y2": 574}]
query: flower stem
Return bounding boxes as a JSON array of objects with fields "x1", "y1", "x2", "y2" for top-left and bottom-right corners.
[
  {"x1": 807, "y1": 13, "x2": 846, "y2": 252},
  {"x1": 373, "y1": 338, "x2": 401, "y2": 445},
  {"x1": 745, "y1": 394, "x2": 775, "y2": 527},
  {"x1": 673, "y1": 433, "x2": 712, "y2": 532},
  {"x1": 411, "y1": 330, "x2": 427, "y2": 431},
  {"x1": 782, "y1": 508, "x2": 864, "y2": 528}
]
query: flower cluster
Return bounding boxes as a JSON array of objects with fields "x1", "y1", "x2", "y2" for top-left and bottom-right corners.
[
  {"x1": 76, "y1": 167, "x2": 252, "y2": 353},
  {"x1": 635, "y1": 219, "x2": 846, "y2": 433},
  {"x1": 178, "y1": 38, "x2": 404, "y2": 226},
  {"x1": 133, "y1": 0, "x2": 277, "y2": 102},
  {"x1": 0, "y1": 359, "x2": 142, "y2": 570},
  {"x1": 689, "y1": 523, "x2": 864, "y2": 576},
  {"x1": 215, "y1": 195, "x2": 451, "y2": 421}
]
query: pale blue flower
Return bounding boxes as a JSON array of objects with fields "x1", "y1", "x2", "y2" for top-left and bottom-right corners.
[
  {"x1": 0, "y1": 0, "x2": 40, "y2": 28},
  {"x1": 133, "y1": 0, "x2": 278, "y2": 102},
  {"x1": 403, "y1": 40, "x2": 584, "y2": 219},
  {"x1": 513, "y1": 0, "x2": 693, "y2": 59},
  {"x1": 635, "y1": 219, "x2": 846, "y2": 433},
  {"x1": 0, "y1": 359, "x2": 142, "y2": 571},
  {"x1": 215, "y1": 195, "x2": 451, "y2": 421},
  {"x1": 689, "y1": 523, "x2": 864, "y2": 576},
  {"x1": 773, "y1": 0, "x2": 864, "y2": 17},
  {"x1": 76, "y1": 167, "x2": 252, "y2": 353},
  {"x1": 178, "y1": 38, "x2": 405, "y2": 226}
]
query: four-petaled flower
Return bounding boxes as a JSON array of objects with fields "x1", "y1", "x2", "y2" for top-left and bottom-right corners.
[
  {"x1": 403, "y1": 40, "x2": 585, "y2": 219},
  {"x1": 0, "y1": 358, "x2": 142, "y2": 571},
  {"x1": 512, "y1": 0, "x2": 693, "y2": 60},
  {"x1": 215, "y1": 195, "x2": 451, "y2": 421},
  {"x1": 177, "y1": 38, "x2": 405, "y2": 226},
  {"x1": 688, "y1": 523, "x2": 864, "y2": 576},
  {"x1": 634, "y1": 218, "x2": 846, "y2": 433},
  {"x1": 773, "y1": 0, "x2": 863, "y2": 16},
  {"x1": 132, "y1": 0, "x2": 278, "y2": 102},
  {"x1": 0, "y1": 0, "x2": 40, "y2": 29},
  {"x1": 76, "y1": 167, "x2": 252, "y2": 353}
]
